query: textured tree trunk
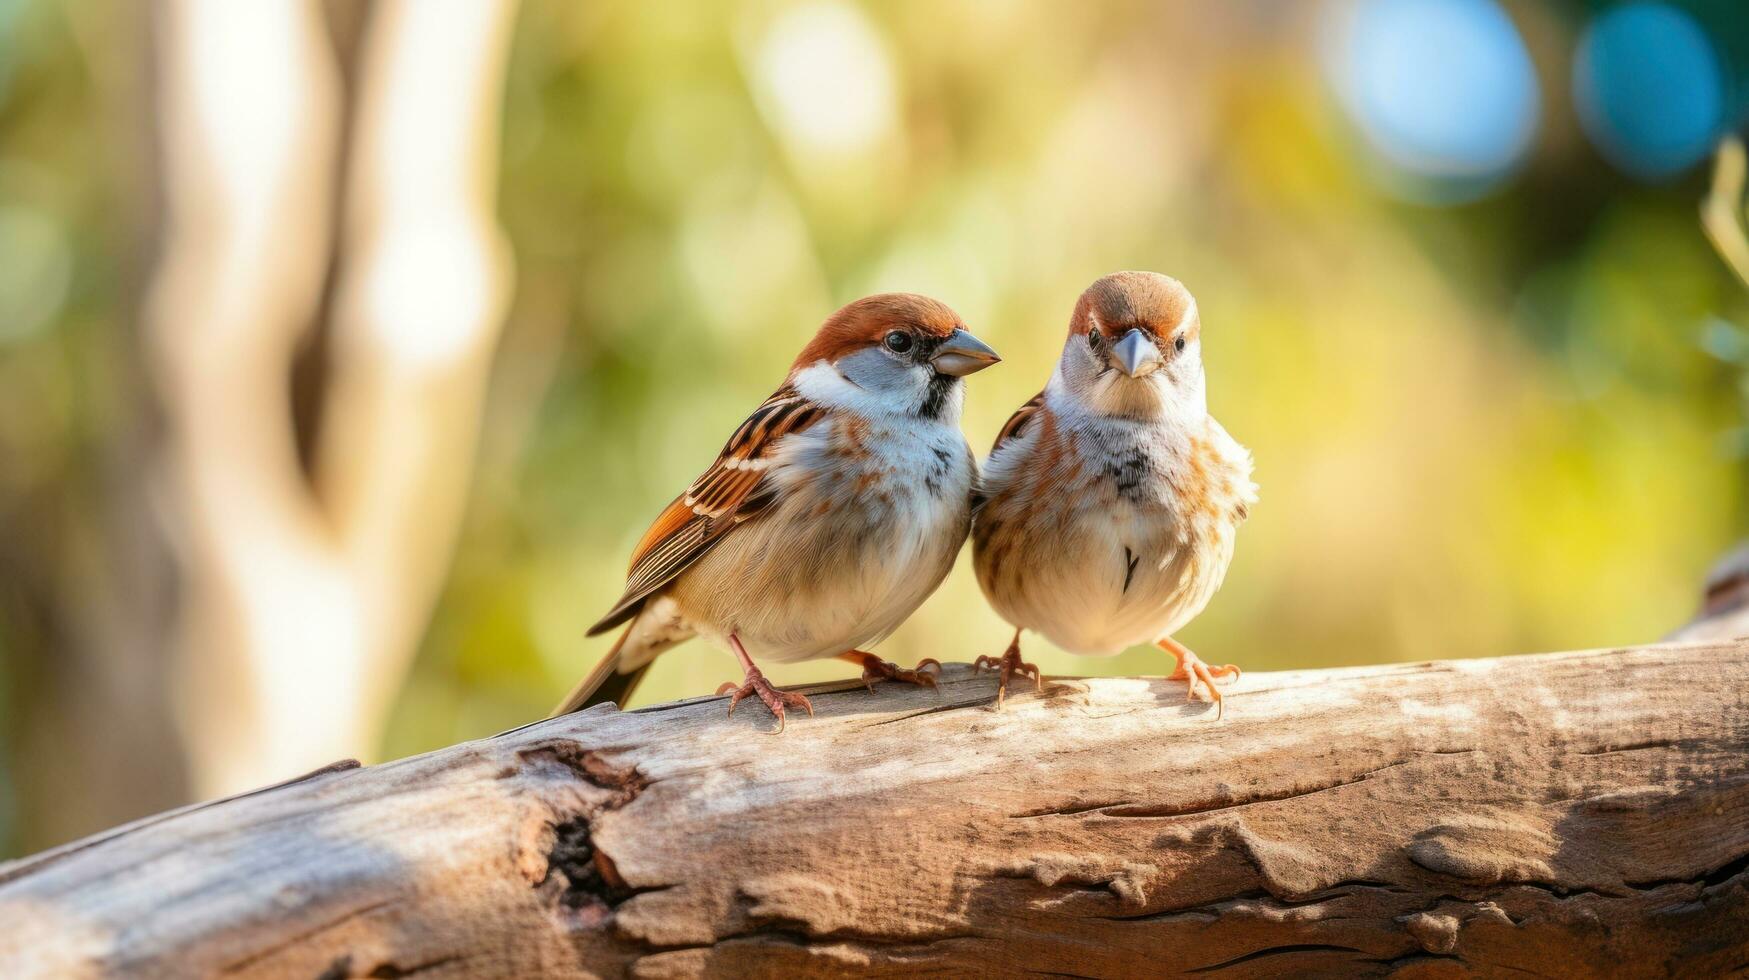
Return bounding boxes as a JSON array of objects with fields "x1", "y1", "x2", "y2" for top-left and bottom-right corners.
[{"x1": 2, "y1": 592, "x2": 1747, "y2": 979}]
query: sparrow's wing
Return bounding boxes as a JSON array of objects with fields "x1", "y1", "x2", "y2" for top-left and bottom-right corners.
[
  {"x1": 990, "y1": 391, "x2": 1045, "y2": 454},
  {"x1": 586, "y1": 384, "x2": 824, "y2": 636},
  {"x1": 972, "y1": 391, "x2": 1045, "y2": 513}
]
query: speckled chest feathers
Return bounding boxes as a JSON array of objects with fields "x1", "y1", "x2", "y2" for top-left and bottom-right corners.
[{"x1": 973, "y1": 390, "x2": 1254, "y2": 656}]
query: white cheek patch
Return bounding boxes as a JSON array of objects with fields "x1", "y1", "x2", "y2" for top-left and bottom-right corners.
[
  {"x1": 794, "y1": 355, "x2": 934, "y2": 420},
  {"x1": 835, "y1": 346, "x2": 905, "y2": 390}
]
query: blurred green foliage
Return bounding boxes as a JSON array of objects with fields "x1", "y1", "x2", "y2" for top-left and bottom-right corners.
[
  {"x1": 0, "y1": 1, "x2": 1746, "y2": 851},
  {"x1": 0, "y1": 1, "x2": 146, "y2": 854}
]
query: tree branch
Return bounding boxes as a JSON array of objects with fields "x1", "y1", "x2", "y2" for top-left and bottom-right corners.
[{"x1": 2, "y1": 626, "x2": 1746, "y2": 976}]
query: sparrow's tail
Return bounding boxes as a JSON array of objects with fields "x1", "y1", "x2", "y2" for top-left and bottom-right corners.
[{"x1": 549, "y1": 622, "x2": 651, "y2": 717}]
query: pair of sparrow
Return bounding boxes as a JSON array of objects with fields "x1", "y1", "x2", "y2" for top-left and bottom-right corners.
[{"x1": 556, "y1": 272, "x2": 1257, "y2": 730}]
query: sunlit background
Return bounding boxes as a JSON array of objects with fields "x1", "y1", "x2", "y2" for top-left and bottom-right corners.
[{"x1": 1, "y1": 0, "x2": 1747, "y2": 856}]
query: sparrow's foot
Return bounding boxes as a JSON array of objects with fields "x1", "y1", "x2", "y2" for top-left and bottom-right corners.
[
  {"x1": 715, "y1": 671, "x2": 814, "y2": 734},
  {"x1": 973, "y1": 631, "x2": 1042, "y2": 709},
  {"x1": 719, "y1": 634, "x2": 814, "y2": 733},
  {"x1": 1158, "y1": 636, "x2": 1240, "y2": 720},
  {"x1": 838, "y1": 651, "x2": 941, "y2": 692}
]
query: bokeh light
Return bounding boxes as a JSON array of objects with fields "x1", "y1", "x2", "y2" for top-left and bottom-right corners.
[
  {"x1": 1324, "y1": 0, "x2": 1540, "y2": 203},
  {"x1": 749, "y1": 1, "x2": 897, "y2": 160},
  {"x1": 1574, "y1": 3, "x2": 1725, "y2": 180}
]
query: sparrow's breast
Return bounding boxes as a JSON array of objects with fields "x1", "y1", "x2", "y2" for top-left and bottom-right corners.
[
  {"x1": 670, "y1": 414, "x2": 975, "y2": 662},
  {"x1": 975, "y1": 412, "x2": 1253, "y2": 654}
]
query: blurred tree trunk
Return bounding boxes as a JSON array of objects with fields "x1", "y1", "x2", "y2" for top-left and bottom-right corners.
[{"x1": 140, "y1": 0, "x2": 519, "y2": 798}]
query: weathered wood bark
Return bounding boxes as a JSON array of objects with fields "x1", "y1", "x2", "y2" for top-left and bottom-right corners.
[{"x1": 2, "y1": 632, "x2": 1747, "y2": 978}]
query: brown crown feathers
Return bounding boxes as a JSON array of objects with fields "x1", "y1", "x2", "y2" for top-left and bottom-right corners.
[
  {"x1": 1070, "y1": 270, "x2": 1201, "y2": 346},
  {"x1": 791, "y1": 293, "x2": 966, "y2": 370}
]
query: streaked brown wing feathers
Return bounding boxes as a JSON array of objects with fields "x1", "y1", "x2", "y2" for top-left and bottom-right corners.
[
  {"x1": 586, "y1": 384, "x2": 822, "y2": 635},
  {"x1": 991, "y1": 391, "x2": 1045, "y2": 454}
]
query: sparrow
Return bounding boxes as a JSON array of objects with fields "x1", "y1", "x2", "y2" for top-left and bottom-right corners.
[
  {"x1": 971, "y1": 272, "x2": 1255, "y2": 714},
  {"x1": 556, "y1": 294, "x2": 1001, "y2": 730}
]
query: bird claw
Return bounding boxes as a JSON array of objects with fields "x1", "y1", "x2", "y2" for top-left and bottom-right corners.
[
  {"x1": 839, "y1": 651, "x2": 941, "y2": 692},
  {"x1": 974, "y1": 639, "x2": 1042, "y2": 709},
  {"x1": 858, "y1": 655, "x2": 941, "y2": 692},
  {"x1": 719, "y1": 669, "x2": 813, "y2": 734},
  {"x1": 1159, "y1": 638, "x2": 1240, "y2": 720}
]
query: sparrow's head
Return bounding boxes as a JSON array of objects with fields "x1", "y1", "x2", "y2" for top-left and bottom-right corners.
[
  {"x1": 1060, "y1": 271, "x2": 1205, "y2": 420},
  {"x1": 792, "y1": 293, "x2": 1000, "y2": 420}
]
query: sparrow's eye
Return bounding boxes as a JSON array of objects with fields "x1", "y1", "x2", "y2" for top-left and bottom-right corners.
[
  {"x1": 1174, "y1": 336, "x2": 1186, "y2": 352},
  {"x1": 1087, "y1": 329, "x2": 1102, "y2": 350},
  {"x1": 884, "y1": 331, "x2": 913, "y2": 353}
]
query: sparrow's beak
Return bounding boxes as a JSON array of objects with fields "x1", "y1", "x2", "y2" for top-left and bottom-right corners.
[
  {"x1": 1109, "y1": 328, "x2": 1164, "y2": 378},
  {"x1": 931, "y1": 329, "x2": 1001, "y2": 377}
]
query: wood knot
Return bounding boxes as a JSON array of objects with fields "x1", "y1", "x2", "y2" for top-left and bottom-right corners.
[
  {"x1": 1402, "y1": 911, "x2": 1461, "y2": 954},
  {"x1": 1405, "y1": 816, "x2": 1556, "y2": 885}
]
